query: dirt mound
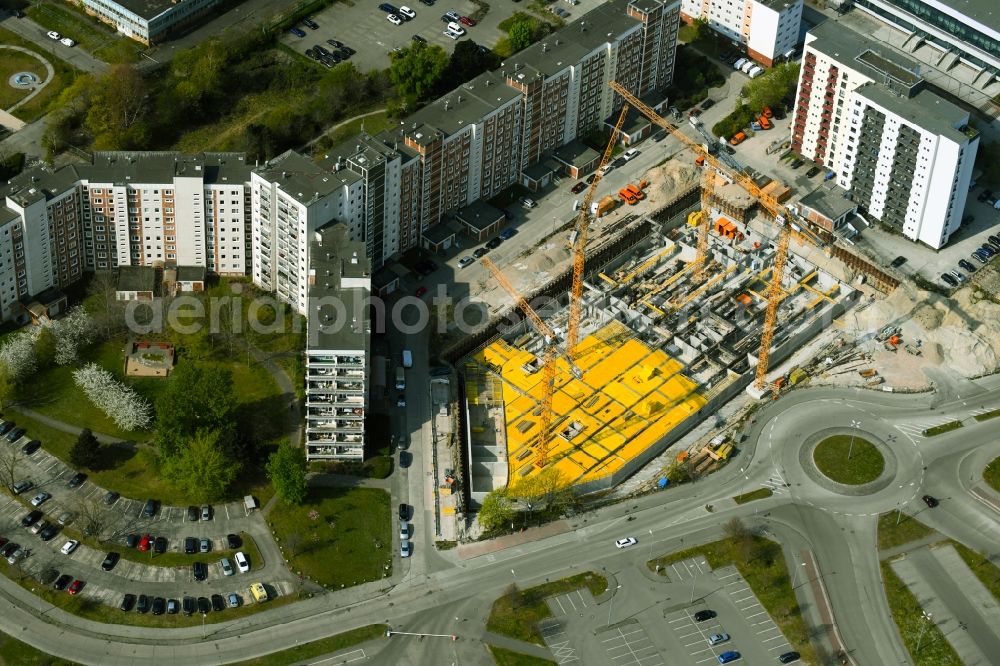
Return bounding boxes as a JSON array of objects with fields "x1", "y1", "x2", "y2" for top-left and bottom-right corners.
[{"x1": 647, "y1": 160, "x2": 700, "y2": 203}]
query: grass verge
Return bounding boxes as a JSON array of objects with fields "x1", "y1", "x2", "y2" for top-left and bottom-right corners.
[
  {"x1": 984, "y1": 456, "x2": 1000, "y2": 493},
  {"x1": 486, "y1": 572, "x2": 607, "y2": 645},
  {"x1": 813, "y1": 435, "x2": 884, "y2": 485},
  {"x1": 647, "y1": 535, "x2": 815, "y2": 663},
  {"x1": 228, "y1": 624, "x2": 387, "y2": 666},
  {"x1": 0, "y1": 26, "x2": 78, "y2": 123},
  {"x1": 880, "y1": 561, "x2": 962, "y2": 666},
  {"x1": 877, "y1": 513, "x2": 935, "y2": 551},
  {"x1": 269, "y1": 487, "x2": 391, "y2": 588},
  {"x1": 732, "y1": 488, "x2": 773, "y2": 504},
  {"x1": 312, "y1": 109, "x2": 394, "y2": 155},
  {"x1": 487, "y1": 645, "x2": 556, "y2": 665},
  {"x1": 951, "y1": 541, "x2": 1000, "y2": 603},
  {"x1": 974, "y1": 408, "x2": 1000, "y2": 422},
  {"x1": 0, "y1": 628, "x2": 77, "y2": 665},
  {"x1": 922, "y1": 421, "x2": 963, "y2": 437}
]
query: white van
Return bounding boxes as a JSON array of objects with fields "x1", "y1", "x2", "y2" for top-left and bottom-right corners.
[
  {"x1": 447, "y1": 21, "x2": 465, "y2": 35},
  {"x1": 733, "y1": 57, "x2": 748, "y2": 71},
  {"x1": 748, "y1": 66, "x2": 764, "y2": 78},
  {"x1": 741, "y1": 60, "x2": 756, "y2": 74}
]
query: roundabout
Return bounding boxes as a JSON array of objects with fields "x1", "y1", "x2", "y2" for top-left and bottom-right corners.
[{"x1": 812, "y1": 434, "x2": 885, "y2": 485}]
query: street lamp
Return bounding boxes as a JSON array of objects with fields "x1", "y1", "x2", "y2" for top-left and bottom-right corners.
[
  {"x1": 848, "y1": 420, "x2": 862, "y2": 460},
  {"x1": 201, "y1": 612, "x2": 207, "y2": 638},
  {"x1": 648, "y1": 529, "x2": 654, "y2": 561},
  {"x1": 607, "y1": 584, "x2": 623, "y2": 626},
  {"x1": 790, "y1": 561, "x2": 807, "y2": 589},
  {"x1": 915, "y1": 611, "x2": 933, "y2": 653}
]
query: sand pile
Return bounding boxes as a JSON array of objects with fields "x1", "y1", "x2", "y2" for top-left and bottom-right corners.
[{"x1": 646, "y1": 160, "x2": 700, "y2": 204}]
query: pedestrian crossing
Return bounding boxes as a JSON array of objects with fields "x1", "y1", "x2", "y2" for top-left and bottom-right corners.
[
  {"x1": 895, "y1": 417, "x2": 961, "y2": 439},
  {"x1": 761, "y1": 470, "x2": 788, "y2": 495}
]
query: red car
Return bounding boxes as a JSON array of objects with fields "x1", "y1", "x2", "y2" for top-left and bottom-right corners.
[
  {"x1": 415, "y1": 286, "x2": 428, "y2": 297},
  {"x1": 571, "y1": 182, "x2": 587, "y2": 194},
  {"x1": 67, "y1": 579, "x2": 85, "y2": 595},
  {"x1": 459, "y1": 16, "x2": 475, "y2": 26},
  {"x1": 138, "y1": 534, "x2": 152, "y2": 552}
]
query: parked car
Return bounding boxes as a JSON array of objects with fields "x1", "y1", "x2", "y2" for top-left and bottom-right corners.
[
  {"x1": 21, "y1": 440, "x2": 41, "y2": 455},
  {"x1": 459, "y1": 15, "x2": 475, "y2": 25},
  {"x1": 197, "y1": 597, "x2": 211, "y2": 613},
  {"x1": 0, "y1": 421, "x2": 15, "y2": 436},
  {"x1": 400, "y1": 520, "x2": 409, "y2": 541},
  {"x1": 498, "y1": 228, "x2": 517, "y2": 241},
  {"x1": 67, "y1": 579, "x2": 85, "y2": 595},
  {"x1": 166, "y1": 598, "x2": 179, "y2": 614},
  {"x1": 46, "y1": 31, "x2": 61, "y2": 40},
  {"x1": 778, "y1": 652, "x2": 801, "y2": 664},
  {"x1": 412, "y1": 34, "x2": 427, "y2": 43},
  {"x1": 718, "y1": 651, "x2": 740, "y2": 664},
  {"x1": 103, "y1": 491, "x2": 120, "y2": 505},
  {"x1": 101, "y1": 552, "x2": 120, "y2": 571},
  {"x1": 183, "y1": 596, "x2": 196, "y2": 615},
  {"x1": 615, "y1": 537, "x2": 637, "y2": 548},
  {"x1": 399, "y1": 6, "x2": 416, "y2": 18},
  {"x1": 39, "y1": 523, "x2": 58, "y2": 541},
  {"x1": 378, "y1": 2, "x2": 397, "y2": 11},
  {"x1": 53, "y1": 574, "x2": 73, "y2": 591},
  {"x1": 289, "y1": 27, "x2": 306, "y2": 37},
  {"x1": 220, "y1": 557, "x2": 234, "y2": 576},
  {"x1": 201, "y1": 505, "x2": 212, "y2": 521},
  {"x1": 21, "y1": 510, "x2": 43, "y2": 527},
  {"x1": 57, "y1": 511, "x2": 74, "y2": 526},
  {"x1": 890, "y1": 256, "x2": 907, "y2": 268},
  {"x1": 387, "y1": 13, "x2": 403, "y2": 25},
  {"x1": 154, "y1": 536, "x2": 167, "y2": 554},
  {"x1": 187, "y1": 506, "x2": 199, "y2": 521},
  {"x1": 6, "y1": 427, "x2": 26, "y2": 442},
  {"x1": 473, "y1": 247, "x2": 489, "y2": 259},
  {"x1": 485, "y1": 237, "x2": 503, "y2": 249},
  {"x1": 457, "y1": 256, "x2": 475, "y2": 268},
  {"x1": 120, "y1": 593, "x2": 136, "y2": 611},
  {"x1": 60, "y1": 37, "x2": 75, "y2": 47},
  {"x1": 805, "y1": 166, "x2": 821, "y2": 178},
  {"x1": 199, "y1": 537, "x2": 211, "y2": 553},
  {"x1": 959, "y1": 259, "x2": 976, "y2": 272},
  {"x1": 227, "y1": 533, "x2": 242, "y2": 549},
  {"x1": 708, "y1": 633, "x2": 730, "y2": 645},
  {"x1": 193, "y1": 562, "x2": 208, "y2": 581},
  {"x1": 6, "y1": 546, "x2": 25, "y2": 564},
  {"x1": 694, "y1": 610, "x2": 717, "y2": 622},
  {"x1": 444, "y1": 10, "x2": 460, "y2": 20},
  {"x1": 10, "y1": 479, "x2": 33, "y2": 495},
  {"x1": 212, "y1": 594, "x2": 225, "y2": 611},
  {"x1": 622, "y1": 148, "x2": 640, "y2": 162},
  {"x1": 235, "y1": 551, "x2": 250, "y2": 573},
  {"x1": 399, "y1": 503, "x2": 408, "y2": 520},
  {"x1": 520, "y1": 196, "x2": 536, "y2": 208},
  {"x1": 138, "y1": 534, "x2": 152, "y2": 551},
  {"x1": 185, "y1": 537, "x2": 197, "y2": 554},
  {"x1": 29, "y1": 520, "x2": 48, "y2": 535},
  {"x1": 60, "y1": 539, "x2": 79, "y2": 555},
  {"x1": 67, "y1": 472, "x2": 86, "y2": 488},
  {"x1": 942, "y1": 273, "x2": 958, "y2": 287},
  {"x1": 151, "y1": 597, "x2": 165, "y2": 615},
  {"x1": 790, "y1": 158, "x2": 804, "y2": 169},
  {"x1": 401, "y1": 539, "x2": 412, "y2": 557},
  {"x1": 228, "y1": 592, "x2": 240, "y2": 608},
  {"x1": 701, "y1": 99, "x2": 715, "y2": 110},
  {"x1": 303, "y1": 18, "x2": 319, "y2": 29},
  {"x1": 142, "y1": 499, "x2": 158, "y2": 518}
]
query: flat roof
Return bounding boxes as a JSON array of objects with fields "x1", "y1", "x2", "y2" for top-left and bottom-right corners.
[
  {"x1": 799, "y1": 183, "x2": 857, "y2": 220},
  {"x1": 257, "y1": 150, "x2": 354, "y2": 205},
  {"x1": 806, "y1": 21, "x2": 923, "y2": 88},
  {"x1": 175, "y1": 265, "x2": 206, "y2": 282},
  {"x1": 84, "y1": 151, "x2": 251, "y2": 186},
  {"x1": 456, "y1": 200, "x2": 504, "y2": 232},
  {"x1": 110, "y1": 0, "x2": 187, "y2": 21},
  {"x1": 421, "y1": 222, "x2": 456, "y2": 244},
  {"x1": 1, "y1": 164, "x2": 81, "y2": 208},
  {"x1": 117, "y1": 265, "x2": 157, "y2": 293},
  {"x1": 936, "y1": 0, "x2": 1000, "y2": 33},
  {"x1": 403, "y1": 70, "x2": 521, "y2": 140},
  {"x1": 855, "y1": 83, "x2": 972, "y2": 143},
  {"x1": 551, "y1": 140, "x2": 600, "y2": 169},
  {"x1": 307, "y1": 223, "x2": 370, "y2": 351}
]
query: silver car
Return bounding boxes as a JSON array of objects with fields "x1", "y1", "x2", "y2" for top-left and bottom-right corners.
[{"x1": 220, "y1": 557, "x2": 234, "y2": 576}]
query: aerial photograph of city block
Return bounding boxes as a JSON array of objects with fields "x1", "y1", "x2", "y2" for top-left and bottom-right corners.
[{"x1": 0, "y1": 0, "x2": 999, "y2": 663}]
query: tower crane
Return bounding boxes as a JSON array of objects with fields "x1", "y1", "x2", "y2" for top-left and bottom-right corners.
[
  {"x1": 608, "y1": 80, "x2": 825, "y2": 394},
  {"x1": 566, "y1": 104, "x2": 630, "y2": 353}
]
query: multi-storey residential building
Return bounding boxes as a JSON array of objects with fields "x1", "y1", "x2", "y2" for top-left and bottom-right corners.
[
  {"x1": 304, "y1": 223, "x2": 370, "y2": 461},
  {"x1": 851, "y1": 0, "x2": 1000, "y2": 82},
  {"x1": 791, "y1": 22, "x2": 979, "y2": 248},
  {"x1": 680, "y1": 0, "x2": 802, "y2": 65},
  {"x1": 79, "y1": 0, "x2": 224, "y2": 45}
]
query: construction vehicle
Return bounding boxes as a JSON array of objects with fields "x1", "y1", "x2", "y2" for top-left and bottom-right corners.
[
  {"x1": 695, "y1": 155, "x2": 706, "y2": 167},
  {"x1": 625, "y1": 183, "x2": 645, "y2": 200},
  {"x1": 905, "y1": 344, "x2": 921, "y2": 356},
  {"x1": 884, "y1": 334, "x2": 901, "y2": 352},
  {"x1": 759, "y1": 116, "x2": 772, "y2": 130},
  {"x1": 730, "y1": 132, "x2": 747, "y2": 145},
  {"x1": 609, "y1": 80, "x2": 828, "y2": 397},
  {"x1": 875, "y1": 325, "x2": 899, "y2": 342},
  {"x1": 596, "y1": 195, "x2": 617, "y2": 217},
  {"x1": 618, "y1": 187, "x2": 638, "y2": 205},
  {"x1": 858, "y1": 368, "x2": 878, "y2": 379}
]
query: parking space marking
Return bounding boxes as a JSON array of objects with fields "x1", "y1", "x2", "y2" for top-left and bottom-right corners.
[
  {"x1": 225, "y1": 504, "x2": 231, "y2": 520},
  {"x1": 313, "y1": 648, "x2": 366, "y2": 665}
]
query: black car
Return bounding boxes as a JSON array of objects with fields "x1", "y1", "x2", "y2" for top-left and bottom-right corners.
[
  {"x1": 101, "y1": 552, "x2": 120, "y2": 571},
  {"x1": 778, "y1": 652, "x2": 801, "y2": 664},
  {"x1": 922, "y1": 494, "x2": 939, "y2": 508},
  {"x1": 412, "y1": 34, "x2": 427, "y2": 43},
  {"x1": 890, "y1": 256, "x2": 907, "y2": 268},
  {"x1": 990, "y1": 234, "x2": 1000, "y2": 246},
  {"x1": 67, "y1": 472, "x2": 86, "y2": 488},
  {"x1": 805, "y1": 166, "x2": 821, "y2": 178},
  {"x1": 211, "y1": 594, "x2": 225, "y2": 611},
  {"x1": 326, "y1": 38, "x2": 343, "y2": 48},
  {"x1": 53, "y1": 574, "x2": 73, "y2": 591},
  {"x1": 154, "y1": 536, "x2": 167, "y2": 554},
  {"x1": 959, "y1": 259, "x2": 976, "y2": 273},
  {"x1": 21, "y1": 510, "x2": 43, "y2": 527},
  {"x1": 136, "y1": 594, "x2": 151, "y2": 614},
  {"x1": 39, "y1": 523, "x2": 58, "y2": 541},
  {"x1": 125, "y1": 534, "x2": 139, "y2": 548},
  {"x1": 399, "y1": 503, "x2": 408, "y2": 520},
  {"x1": 103, "y1": 491, "x2": 120, "y2": 505},
  {"x1": 693, "y1": 610, "x2": 716, "y2": 622},
  {"x1": 942, "y1": 273, "x2": 958, "y2": 287},
  {"x1": 790, "y1": 159, "x2": 804, "y2": 169},
  {"x1": 152, "y1": 597, "x2": 166, "y2": 615},
  {"x1": 303, "y1": 18, "x2": 319, "y2": 29},
  {"x1": 226, "y1": 533, "x2": 241, "y2": 549},
  {"x1": 186, "y1": 506, "x2": 198, "y2": 521},
  {"x1": 380, "y1": 2, "x2": 397, "y2": 12},
  {"x1": 612, "y1": 156, "x2": 626, "y2": 168},
  {"x1": 586, "y1": 173, "x2": 598, "y2": 184},
  {"x1": 120, "y1": 593, "x2": 136, "y2": 611},
  {"x1": 485, "y1": 237, "x2": 503, "y2": 249},
  {"x1": 472, "y1": 247, "x2": 489, "y2": 259},
  {"x1": 183, "y1": 596, "x2": 196, "y2": 616},
  {"x1": 193, "y1": 562, "x2": 208, "y2": 581},
  {"x1": 185, "y1": 537, "x2": 197, "y2": 554},
  {"x1": 21, "y1": 440, "x2": 41, "y2": 455},
  {"x1": 420, "y1": 0, "x2": 434, "y2": 4},
  {"x1": 0, "y1": 542, "x2": 18, "y2": 558},
  {"x1": 0, "y1": 421, "x2": 15, "y2": 436},
  {"x1": 701, "y1": 99, "x2": 715, "y2": 110},
  {"x1": 142, "y1": 499, "x2": 158, "y2": 517},
  {"x1": 6, "y1": 427, "x2": 26, "y2": 442},
  {"x1": 197, "y1": 596, "x2": 211, "y2": 614}
]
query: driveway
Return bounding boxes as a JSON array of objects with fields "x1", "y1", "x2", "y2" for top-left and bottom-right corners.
[{"x1": 0, "y1": 12, "x2": 107, "y2": 74}]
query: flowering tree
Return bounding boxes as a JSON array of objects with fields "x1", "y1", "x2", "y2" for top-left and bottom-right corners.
[
  {"x1": 73, "y1": 363, "x2": 152, "y2": 431},
  {"x1": 50, "y1": 306, "x2": 96, "y2": 365},
  {"x1": 0, "y1": 332, "x2": 37, "y2": 383}
]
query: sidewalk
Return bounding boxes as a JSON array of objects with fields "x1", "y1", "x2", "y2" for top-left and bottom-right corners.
[{"x1": 457, "y1": 520, "x2": 573, "y2": 560}]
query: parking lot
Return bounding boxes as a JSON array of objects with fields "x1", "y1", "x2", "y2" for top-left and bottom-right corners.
[{"x1": 598, "y1": 621, "x2": 665, "y2": 666}]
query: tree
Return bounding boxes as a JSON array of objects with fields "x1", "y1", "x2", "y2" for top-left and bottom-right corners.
[
  {"x1": 510, "y1": 467, "x2": 573, "y2": 512},
  {"x1": 744, "y1": 62, "x2": 801, "y2": 114},
  {"x1": 87, "y1": 270, "x2": 126, "y2": 340},
  {"x1": 85, "y1": 65, "x2": 149, "y2": 148},
  {"x1": 0, "y1": 332, "x2": 36, "y2": 382},
  {"x1": 267, "y1": 441, "x2": 308, "y2": 505},
  {"x1": 0, "y1": 446, "x2": 21, "y2": 490},
  {"x1": 0, "y1": 364, "x2": 15, "y2": 410},
  {"x1": 155, "y1": 364, "x2": 237, "y2": 458},
  {"x1": 78, "y1": 499, "x2": 108, "y2": 539},
  {"x1": 51, "y1": 306, "x2": 95, "y2": 365},
  {"x1": 162, "y1": 429, "x2": 242, "y2": 503},
  {"x1": 34, "y1": 326, "x2": 57, "y2": 369},
  {"x1": 665, "y1": 460, "x2": 691, "y2": 486},
  {"x1": 74, "y1": 363, "x2": 153, "y2": 431},
  {"x1": 441, "y1": 41, "x2": 499, "y2": 92},
  {"x1": 508, "y1": 19, "x2": 534, "y2": 52},
  {"x1": 389, "y1": 42, "x2": 449, "y2": 101},
  {"x1": 478, "y1": 488, "x2": 515, "y2": 533},
  {"x1": 70, "y1": 428, "x2": 101, "y2": 469}
]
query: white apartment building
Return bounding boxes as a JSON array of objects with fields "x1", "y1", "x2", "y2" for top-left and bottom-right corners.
[
  {"x1": 304, "y1": 224, "x2": 371, "y2": 461},
  {"x1": 791, "y1": 22, "x2": 979, "y2": 249},
  {"x1": 681, "y1": 0, "x2": 802, "y2": 65}
]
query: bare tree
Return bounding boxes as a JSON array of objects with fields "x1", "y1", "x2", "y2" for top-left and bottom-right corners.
[
  {"x1": 0, "y1": 446, "x2": 22, "y2": 490},
  {"x1": 77, "y1": 499, "x2": 108, "y2": 540},
  {"x1": 87, "y1": 271, "x2": 125, "y2": 340}
]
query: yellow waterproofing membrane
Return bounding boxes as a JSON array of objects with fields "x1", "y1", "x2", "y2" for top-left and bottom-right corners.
[{"x1": 478, "y1": 322, "x2": 707, "y2": 487}]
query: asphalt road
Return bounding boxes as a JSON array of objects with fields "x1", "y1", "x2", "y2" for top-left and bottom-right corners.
[{"x1": 4, "y1": 375, "x2": 1000, "y2": 663}]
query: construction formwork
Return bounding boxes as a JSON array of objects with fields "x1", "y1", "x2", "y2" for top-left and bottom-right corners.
[{"x1": 463, "y1": 205, "x2": 858, "y2": 499}]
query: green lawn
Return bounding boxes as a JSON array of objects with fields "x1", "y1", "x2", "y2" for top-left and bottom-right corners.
[
  {"x1": 0, "y1": 26, "x2": 78, "y2": 123},
  {"x1": 983, "y1": 456, "x2": 1000, "y2": 493},
  {"x1": 26, "y1": 2, "x2": 139, "y2": 63},
  {"x1": 922, "y1": 421, "x2": 963, "y2": 437},
  {"x1": 880, "y1": 562, "x2": 962, "y2": 666},
  {"x1": 813, "y1": 435, "x2": 884, "y2": 484},
  {"x1": 733, "y1": 488, "x2": 773, "y2": 504},
  {"x1": 0, "y1": 629, "x2": 77, "y2": 665},
  {"x1": 647, "y1": 537, "x2": 815, "y2": 663},
  {"x1": 312, "y1": 109, "x2": 394, "y2": 157},
  {"x1": 486, "y1": 572, "x2": 607, "y2": 645},
  {"x1": 488, "y1": 645, "x2": 557, "y2": 665},
  {"x1": 268, "y1": 487, "x2": 392, "y2": 588},
  {"x1": 0, "y1": 50, "x2": 48, "y2": 110},
  {"x1": 229, "y1": 625, "x2": 387, "y2": 666},
  {"x1": 877, "y1": 513, "x2": 935, "y2": 552}
]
